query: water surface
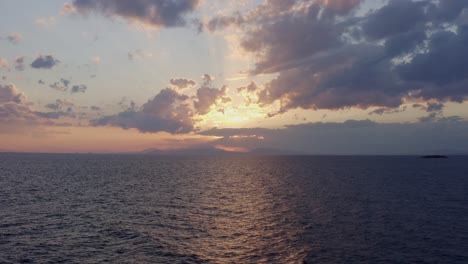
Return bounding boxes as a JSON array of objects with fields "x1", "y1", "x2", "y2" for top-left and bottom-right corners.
[{"x1": 1, "y1": 154, "x2": 467, "y2": 263}]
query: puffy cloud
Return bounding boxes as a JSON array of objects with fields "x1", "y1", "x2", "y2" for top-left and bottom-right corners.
[
  {"x1": 0, "y1": 83, "x2": 76, "y2": 132},
  {"x1": 31, "y1": 55, "x2": 59, "y2": 69},
  {"x1": 91, "y1": 74, "x2": 232, "y2": 133},
  {"x1": 0, "y1": 84, "x2": 26, "y2": 104},
  {"x1": 71, "y1": 84, "x2": 87, "y2": 94},
  {"x1": 70, "y1": 0, "x2": 200, "y2": 28},
  {"x1": 92, "y1": 88, "x2": 195, "y2": 134},
  {"x1": 194, "y1": 85, "x2": 230, "y2": 115},
  {"x1": 170, "y1": 78, "x2": 196, "y2": 89}
]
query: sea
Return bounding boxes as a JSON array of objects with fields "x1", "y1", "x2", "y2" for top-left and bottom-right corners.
[{"x1": 0, "y1": 154, "x2": 467, "y2": 263}]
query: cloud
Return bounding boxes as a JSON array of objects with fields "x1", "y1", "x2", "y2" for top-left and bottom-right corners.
[
  {"x1": 0, "y1": 84, "x2": 26, "y2": 104},
  {"x1": 6, "y1": 33, "x2": 23, "y2": 44},
  {"x1": 14, "y1": 57, "x2": 25, "y2": 71},
  {"x1": 61, "y1": 3, "x2": 77, "y2": 16},
  {"x1": 70, "y1": 0, "x2": 200, "y2": 28},
  {"x1": 31, "y1": 55, "x2": 59, "y2": 69},
  {"x1": 199, "y1": 118, "x2": 468, "y2": 155},
  {"x1": 34, "y1": 17, "x2": 56, "y2": 28},
  {"x1": 237, "y1": 81, "x2": 258, "y2": 93},
  {"x1": 92, "y1": 88, "x2": 195, "y2": 134},
  {"x1": 91, "y1": 56, "x2": 101, "y2": 64},
  {"x1": 0, "y1": 58, "x2": 9, "y2": 69},
  {"x1": 0, "y1": 83, "x2": 75, "y2": 132},
  {"x1": 205, "y1": 0, "x2": 468, "y2": 115},
  {"x1": 194, "y1": 85, "x2": 230, "y2": 115},
  {"x1": 369, "y1": 106, "x2": 407, "y2": 116},
  {"x1": 170, "y1": 78, "x2": 196, "y2": 89},
  {"x1": 71, "y1": 84, "x2": 87, "y2": 94},
  {"x1": 49, "y1": 78, "x2": 71, "y2": 92},
  {"x1": 362, "y1": 0, "x2": 426, "y2": 40},
  {"x1": 426, "y1": 102, "x2": 445, "y2": 113},
  {"x1": 316, "y1": 0, "x2": 362, "y2": 14},
  {"x1": 45, "y1": 99, "x2": 75, "y2": 111},
  {"x1": 128, "y1": 49, "x2": 152, "y2": 60}
]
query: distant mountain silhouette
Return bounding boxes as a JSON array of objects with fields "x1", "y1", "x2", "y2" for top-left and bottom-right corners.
[{"x1": 141, "y1": 147, "x2": 309, "y2": 156}]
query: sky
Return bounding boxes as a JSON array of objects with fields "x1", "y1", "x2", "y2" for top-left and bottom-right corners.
[{"x1": 1, "y1": 0, "x2": 468, "y2": 154}]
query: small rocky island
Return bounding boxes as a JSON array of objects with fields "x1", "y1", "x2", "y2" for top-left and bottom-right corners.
[{"x1": 421, "y1": 155, "x2": 448, "y2": 159}]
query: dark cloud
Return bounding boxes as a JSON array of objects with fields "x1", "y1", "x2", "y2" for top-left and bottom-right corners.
[
  {"x1": 397, "y1": 27, "x2": 468, "y2": 102},
  {"x1": 362, "y1": 0, "x2": 427, "y2": 40},
  {"x1": 71, "y1": 0, "x2": 200, "y2": 28},
  {"x1": 71, "y1": 84, "x2": 87, "y2": 94},
  {"x1": 90, "y1": 106, "x2": 101, "y2": 111},
  {"x1": 170, "y1": 78, "x2": 196, "y2": 89},
  {"x1": 205, "y1": 0, "x2": 468, "y2": 114},
  {"x1": 199, "y1": 118, "x2": 468, "y2": 155},
  {"x1": 92, "y1": 88, "x2": 195, "y2": 134},
  {"x1": 31, "y1": 55, "x2": 59, "y2": 69},
  {"x1": 38, "y1": 80, "x2": 46, "y2": 85},
  {"x1": 241, "y1": 4, "x2": 343, "y2": 75}
]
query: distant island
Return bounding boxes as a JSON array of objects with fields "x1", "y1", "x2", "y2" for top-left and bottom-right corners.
[{"x1": 421, "y1": 155, "x2": 448, "y2": 159}]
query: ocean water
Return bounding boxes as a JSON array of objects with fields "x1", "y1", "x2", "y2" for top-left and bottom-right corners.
[{"x1": 0, "y1": 154, "x2": 467, "y2": 264}]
